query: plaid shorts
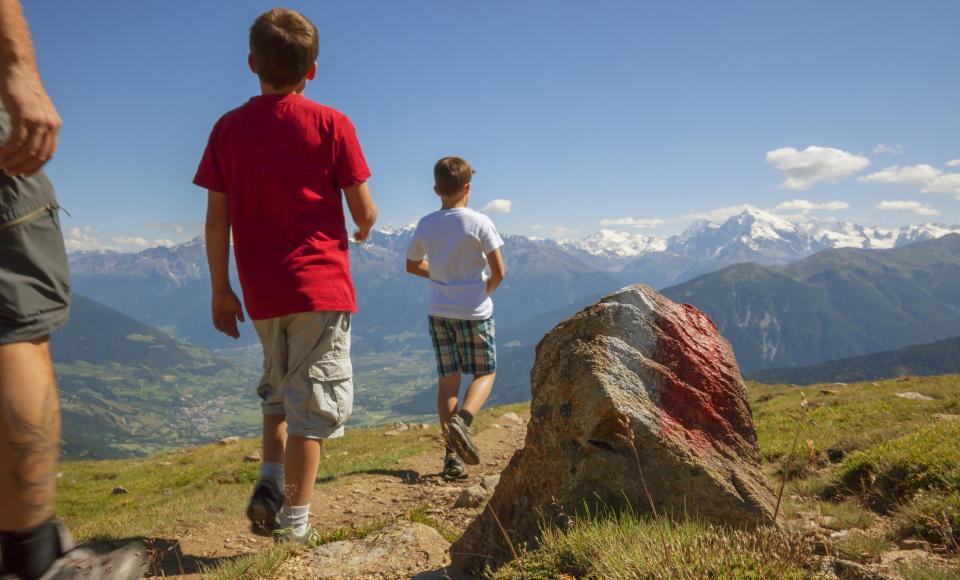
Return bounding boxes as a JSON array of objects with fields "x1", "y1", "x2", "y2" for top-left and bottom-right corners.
[{"x1": 428, "y1": 315, "x2": 496, "y2": 377}]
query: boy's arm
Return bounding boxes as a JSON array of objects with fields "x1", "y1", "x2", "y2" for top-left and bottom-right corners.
[
  {"x1": 406, "y1": 259, "x2": 430, "y2": 279},
  {"x1": 205, "y1": 190, "x2": 244, "y2": 339},
  {"x1": 486, "y1": 248, "x2": 506, "y2": 294},
  {"x1": 344, "y1": 181, "x2": 377, "y2": 242}
]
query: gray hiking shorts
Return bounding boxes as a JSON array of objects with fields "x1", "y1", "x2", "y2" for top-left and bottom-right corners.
[
  {"x1": 254, "y1": 311, "x2": 354, "y2": 440},
  {"x1": 0, "y1": 203, "x2": 71, "y2": 345}
]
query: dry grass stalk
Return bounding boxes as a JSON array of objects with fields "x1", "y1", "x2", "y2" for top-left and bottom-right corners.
[{"x1": 773, "y1": 395, "x2": 809, "y2": 522}]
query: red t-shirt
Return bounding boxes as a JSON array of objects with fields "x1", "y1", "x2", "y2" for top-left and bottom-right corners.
[{"x1": 193, "y1": 93, "x2": 370, "y2": 320}]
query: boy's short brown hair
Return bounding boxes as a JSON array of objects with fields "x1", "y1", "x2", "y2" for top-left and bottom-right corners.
[
  {"x1": 249, "y1": 8, "x2": 319, "y2": 88},
  {"x1": 434, "y1": 157, "x2": 474, "y2": 196}
]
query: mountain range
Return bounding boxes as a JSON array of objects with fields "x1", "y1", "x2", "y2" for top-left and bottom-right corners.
[
  {"x1": 59, "y1": 210, "x2": 960, "y2": 456},
  {"x1": 747, "y1": 335, "x2": 960, "y2": 385},
  {"x1": 663, "y1": 234, "x2": 960, "y2": 371}
]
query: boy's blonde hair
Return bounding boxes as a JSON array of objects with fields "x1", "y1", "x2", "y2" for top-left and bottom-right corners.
[
  {"x1": 249, "y1": 8, "x2": 319, "y2": 88},
  {"x1": 434, "y1": 157, "x2": 474, "y2": 196}
]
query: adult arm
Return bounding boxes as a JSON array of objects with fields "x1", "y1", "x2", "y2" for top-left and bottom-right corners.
[
  {"x1": 486, "y1": 248, "x2": 505, "y2": 294},
  {"x1": 344, "y1": 181, "x2": 377, "y2": 242},
  {"x1": 0, "y1": 0, "x2": 60, "y2": 176},
  {"x1": 205, "y1": 190, "x2": 244, "y2": 339},
  {"x1": 406, "y1": 259, "x2": 430, "y2": 279}
]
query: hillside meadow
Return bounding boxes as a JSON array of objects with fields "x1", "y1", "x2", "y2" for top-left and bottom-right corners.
[{"x1": 57, "y1": 377, "x2": 960, "y2": 578}]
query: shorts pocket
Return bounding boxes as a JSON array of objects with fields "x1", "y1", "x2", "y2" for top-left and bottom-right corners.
[{"x1": 307, "y1": 357, "x2": 354, "y2": 427}]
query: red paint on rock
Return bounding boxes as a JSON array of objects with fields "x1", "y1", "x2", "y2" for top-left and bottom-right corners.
[{"x1": 650, "y1": 298, "x2": 754, "y2": 460}]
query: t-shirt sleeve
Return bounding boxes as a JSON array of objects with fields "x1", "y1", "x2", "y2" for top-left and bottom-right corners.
[
  {"x1": 479, "y1": 217, "x2": 505, "y2": 254},
  {"x1": 193, "y1": 119, "x2": 226, "y2": 193},
  {"x1": 406, "y1": 226, "x2": 428, "y2": 262},
  {"x1": 333, "y1": 115, "x2": 372, "y2": 190}
]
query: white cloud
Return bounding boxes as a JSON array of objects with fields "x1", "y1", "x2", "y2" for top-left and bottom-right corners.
[
  {"x1": 765, "y1": 146, "x2": 871, "y2": 190},
  {"x1": 875, "y1": 200, "x2": 940, "y2": 216},
  {"x1": 111, "y1": 236, "x2": 151, "y2": 249},
  {"x1": 529, "y1": 224, "x2": 579, "y2": 239},
  {"x1": 598, "y1": 217, "x2": 667, "y2": 228},
  {"x1": 774, "y1": 199, "x2": 850, "y2": 213},
  {"x1": 681, "y1": 204, "x2": 756, "y2": 222},
  {"x1": 64, "y1": 227, "x2": 104, "y2": 252},
  {"x1": 946, "y1": 159, "x2": 960, "y2": 168},
  {"x1": 481, "y1": 199, "x2": 512, "y2": 214},
  {"x1": 873, "y1": 143, "x2": 904, "y2": 155},
  {"x1": 859, "y1": 164, "x2": 960, "y2": 197}
]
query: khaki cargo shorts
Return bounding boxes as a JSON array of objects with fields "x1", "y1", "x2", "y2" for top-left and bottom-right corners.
[{"x1": 254, "y1": 311, "x2": 353, "y2": 440}]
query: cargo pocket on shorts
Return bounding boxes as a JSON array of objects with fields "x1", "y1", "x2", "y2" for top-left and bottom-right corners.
[{"x1": 306, "y1": 356, "x2": 354, "y2": 428}]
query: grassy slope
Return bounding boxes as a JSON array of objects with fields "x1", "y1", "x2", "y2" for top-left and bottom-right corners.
[{"x1": 58, "y1": 378, "x2": 960, "y2": 578}]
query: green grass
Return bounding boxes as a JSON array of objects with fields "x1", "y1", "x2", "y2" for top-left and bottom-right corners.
[
  {"x1": 834, "y1": 530, "x2": 895, "y2": 564},
  {"x1": 818, "y1": 499, "x2": 876, "y2": 530},
  {"x1": 837, "y1": 421, "x2": 960, "y2": 508},
  {"x1": 493, "y1": 508, "x2": 811, "y2": 580},
  {"x1": 894, "y1": 491, "x2": 960, "y2": 547},
  {"x1": 57, "y1": 422, "x2": 443, "y2": 541},
  {"x1": 749, "y1": 375, "x2": 960, "y2": 464}
]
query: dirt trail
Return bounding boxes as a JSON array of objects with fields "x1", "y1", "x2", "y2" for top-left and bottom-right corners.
[{"x1": 149, "y1": 412, "x2": 529, "y2": 578}]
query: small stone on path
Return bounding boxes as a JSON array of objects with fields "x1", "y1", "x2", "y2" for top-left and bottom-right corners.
[
  {"x1": 112, "y1": 486, "x2": 129, "y2": 495},
  {"x1": 454, "y1": 484, "x2": 490, "y2": 509},
  {"x1": 218, "y1": 436, "x2": 240, "y2": 445},
  {"x1": 500, "y1": 412, "x2": 524, "y2": 425},
  {"x1": 384, "y1": 430, "x2": 400, "y2": 437},
  {"x1": 244, "y1": 452, "x2": 261, "y2": 462}
]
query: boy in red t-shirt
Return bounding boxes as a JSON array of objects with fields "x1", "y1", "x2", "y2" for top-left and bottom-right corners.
[{"x1": 193, "y1": 8, "x2": 377, "y2": 545}]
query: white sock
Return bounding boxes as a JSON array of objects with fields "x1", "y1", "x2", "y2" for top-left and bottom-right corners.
[
  {"x1": 280, "y1": 504, "x2": 311, "y2": 535},
  {"x1": 259, "y1": 462, "x2": 284, "y2": 493}
]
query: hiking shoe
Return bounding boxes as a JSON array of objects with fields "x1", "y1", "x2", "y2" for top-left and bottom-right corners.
[
  {"x1": 39, "y1": 521, "x2": 148, "y2": 580},
  {"x1": 273, "y1": 525, "x2": 320, "y2": 547},
  {"x1": 447, "y1": 415, "x2": 480, "y2": 466},
  {"x1": 441, "y1": 450, "x2": 468, "y2": 480},
  {"x1": 246, "y1": 481, "x2": 284, "y2": 537}
]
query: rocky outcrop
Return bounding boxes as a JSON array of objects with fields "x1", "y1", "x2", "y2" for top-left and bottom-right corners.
[
  {"x1": 451, "y1": 285, "x2": 776, "y2": 573},
  {"x1": 279, "y1": 521, "x2": 451, "y2": 579}
]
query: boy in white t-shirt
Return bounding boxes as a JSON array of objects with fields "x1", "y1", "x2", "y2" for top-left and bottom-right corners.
[{"x1": 406, "y1": 156, "x2": 506, "y2": 479}]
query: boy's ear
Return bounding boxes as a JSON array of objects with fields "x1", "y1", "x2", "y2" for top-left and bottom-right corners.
[
  {"x1": 464, "y1": 183, "x2": 471, "y2": 194},
  {"x1": 248, "y1": 54, "x2": 258, "y2": 74},
  {"x1": 306, "y1": 62, "x2": 317, "y2": 81}
]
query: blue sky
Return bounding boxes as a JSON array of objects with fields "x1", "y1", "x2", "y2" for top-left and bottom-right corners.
[{"x1": 25, "y1": 0, "x2": 960, "y2": 251}]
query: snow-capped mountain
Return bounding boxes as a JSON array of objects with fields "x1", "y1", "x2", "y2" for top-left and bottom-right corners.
[{"x1": 561, "y1": 229, "x2": 667, "y2": 264}]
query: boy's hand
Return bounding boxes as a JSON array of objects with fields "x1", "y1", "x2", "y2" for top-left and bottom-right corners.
[
  {"x1": 212, "y1": 289, "x2": 245, "y2": 339},
  {"x1": 0, "y1": 64, "x2": 61, "y2": 176},
  {"x1": 353, "y1": 224, "x2": 371, "y2": 243}
]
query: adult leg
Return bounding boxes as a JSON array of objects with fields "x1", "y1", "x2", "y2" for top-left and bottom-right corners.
[
  {"x1": 0, "y1": 338, "x2": 61, "y2": 580},
  {"x1": 0, "y1": 338, "x2": 59, "y2": 531}
]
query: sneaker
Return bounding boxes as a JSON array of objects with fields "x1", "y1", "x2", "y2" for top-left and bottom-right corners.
[
  {"x1": 273, "y1": 525, "x2": 320, "y2": 547},
  {"x1": 38, "y1": 521, "x2": 148, "y2": 580},
  {"x1": 447, "y1": 415, "x2": 480, "y2": 466},
  {"x1": 441, "y1": 450, "x2": 467, "y2": 480},
  {"x1": 246, "y1": 481, "x2": 284, "y2": 537}
]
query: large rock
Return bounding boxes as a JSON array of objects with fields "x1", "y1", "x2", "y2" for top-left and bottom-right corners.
[{"x1": 451, "y1": 285, "x2": 776, "y2": 573}]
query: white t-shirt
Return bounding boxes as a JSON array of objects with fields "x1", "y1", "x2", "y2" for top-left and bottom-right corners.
[{"x1": 406, "y1": 207, "x2": 505, "y2": 320}]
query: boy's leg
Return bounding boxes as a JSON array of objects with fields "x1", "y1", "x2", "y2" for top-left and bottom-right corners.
[
  {"x1": 276, "y1": 312, "x2": 353, "y2": 541},
  {"x1": 461, "y1": 371, "x2": 496, "y2": 417},
  {"x1": 248, "y1": 319, "x2": 287, "y2": 533},
  {"x1": 437, "y1": 373, "x2": 461, "y2": 432},
  {"x1": 284, "y1": 436, "x2": 322, "y2": 506}
]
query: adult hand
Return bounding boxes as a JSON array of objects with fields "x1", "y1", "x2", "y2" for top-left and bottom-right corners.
[
  {"x1": 212, "y1": 289, "x2": 245, "y2": 339},
  {"x1": 0, "y1": 64, "x2": 61, "y2": 176}
]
